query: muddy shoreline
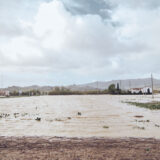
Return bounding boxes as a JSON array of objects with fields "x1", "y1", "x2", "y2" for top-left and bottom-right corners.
[{"x1": 0, "y1": 136, "x2": 160, "y2": 160}]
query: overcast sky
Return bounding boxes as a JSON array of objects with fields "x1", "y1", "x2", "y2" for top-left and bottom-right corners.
[{"x1": 0, "y1": 0, "x2": 160, "y2": 87}]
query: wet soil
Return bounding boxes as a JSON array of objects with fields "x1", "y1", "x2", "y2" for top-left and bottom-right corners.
[{"x1": 0, "y1": 137, "x2": 160, "y2": 160}]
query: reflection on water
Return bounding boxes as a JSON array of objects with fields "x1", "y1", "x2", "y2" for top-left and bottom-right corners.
[{"x1": 0, "y1": 95, "x2": 160, "y2": 138}]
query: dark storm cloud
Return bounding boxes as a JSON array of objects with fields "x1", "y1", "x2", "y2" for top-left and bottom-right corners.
[
  {"x1": 62, "y1": 0, "x2": 112, "y2": 18},
  {"x1": 61, "y1": 0, "x2": 160, "y2": 19},
  {"x1": 107, "y1": 0, "x2": 160, "y2": 9}
]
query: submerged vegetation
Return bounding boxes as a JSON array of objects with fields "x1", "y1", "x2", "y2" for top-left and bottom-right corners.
[
  {"x1": 126, "y1": 101, "x2": 160, "y2": 110},
  {"x1": 77, "y1": 112, "x2": 82, "y2": 116},
  {"x1": 103, "y1": 125, "x2": 109, "y2": 129},
  {"x1": 35, "y1": 117, "x2": 41, "y2": 121},
  {"x1": 133, "y1": 126, "x2": 145, "y2": 130}
]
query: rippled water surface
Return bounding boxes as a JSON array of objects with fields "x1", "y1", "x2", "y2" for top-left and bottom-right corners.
[{"x1": 0, "y1": 95, "x2": 160, "y2": 138}]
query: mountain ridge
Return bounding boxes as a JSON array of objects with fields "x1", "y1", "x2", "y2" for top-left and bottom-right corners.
[{"x1": 1, "y1": 78, "x2": 160, "y2": 92}]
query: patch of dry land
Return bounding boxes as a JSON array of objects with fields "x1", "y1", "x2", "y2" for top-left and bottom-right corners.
[{"x1": 0, "y1": 95, "x2": 160, "y2": 159}]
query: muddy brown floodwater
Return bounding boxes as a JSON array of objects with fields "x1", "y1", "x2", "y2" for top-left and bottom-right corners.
[
  {"x1": 0, "y1": 95, "x2": 160, "y2": 159},
  {"x1": 0, "y1": 95, "x2": 160, "y2": 138}
]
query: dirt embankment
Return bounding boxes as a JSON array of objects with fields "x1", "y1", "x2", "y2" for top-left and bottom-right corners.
[{"x1": 0, "y1": 137, "x2": 160, "y2": 160}]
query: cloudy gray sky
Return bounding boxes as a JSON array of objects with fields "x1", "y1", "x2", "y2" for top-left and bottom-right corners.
[{"x1": 0, "y1": 0, "x2": 160, "y2": 87}]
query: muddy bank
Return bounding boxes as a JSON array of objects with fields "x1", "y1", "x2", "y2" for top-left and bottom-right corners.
[{"x1": 0, "y1": 137, "x2": 160, "y2": 160}]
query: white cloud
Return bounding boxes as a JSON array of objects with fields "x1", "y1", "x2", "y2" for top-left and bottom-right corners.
[
  {"x1": 0, "y1": 1, "x2": 124, "y2": 71},
  {"x1": 1, "y1": 0, "x2": 160, "y2": 86}
]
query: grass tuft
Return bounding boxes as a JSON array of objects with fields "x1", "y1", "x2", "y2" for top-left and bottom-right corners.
[
  {"x1": 133, "y1": 126, "x2": 145, "y2": 130},
  {"x1": 125, "y1": 101, "x2": 160, "y2": 110},
  {"x1": 103, "y1": 126, "x2": 109, "y2": 129},
  {"x1": 155, "y1": 124, "x2": 160, "y2": 128},
  {"x1": 77, "y1": 112, "x2": 82, "y2": 116},
  {"x1": 35, "y1": 117, "x2": 41, "y2": 121}
]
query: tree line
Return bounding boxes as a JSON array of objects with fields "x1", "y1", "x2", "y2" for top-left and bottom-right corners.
[{"x1": 7, "y1": 83, "x2": 150, "y2": 97}]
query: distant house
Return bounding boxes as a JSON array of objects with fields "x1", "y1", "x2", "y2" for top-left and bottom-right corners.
[
  {"x1": 129, "y1": 87, "x2": 152, "y2": 94},
  {"x1": 5, "y1": 91, "x2": 10, "y2": 97},
  {"x1": 0, "y1": 90, "x2": 4, "y2": 96},
  {"x1": 141, "y1": 87, "x2": 152, "y2": 94},
  {"x1": 129, "y1": 88, "x2": 142, "y2": 94},
  {"x1": 0, "y1": 90, "x2": 10, "y2": 97}
]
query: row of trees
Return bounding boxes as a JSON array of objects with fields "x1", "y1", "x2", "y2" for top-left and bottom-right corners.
[
  {"x1": 9, "y1": 86, "x2": 114, "y2": 96},
  {"x1": 48, "y1": 87, "x2": 107, "y2": 95},
  {"x1": 8, "y1": 83, "x2": 140, "y2": 96},
  {"x1": 9, "y1": 90, "x2": 42, "y2": 96},
  {"x1": 48, "y1": 84, "x2": 126, "y2": 95},
  {"x1": 107, "y1": 83, "x2": 127, "y2": 94}
]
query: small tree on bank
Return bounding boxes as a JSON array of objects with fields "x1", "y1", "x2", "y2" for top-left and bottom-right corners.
[
  {"x1": 108, "y1": 84, "x2": 116, "y2": 94},
  {"x1": 117, "y1": 83, "x2": 120, "y2": 91}
]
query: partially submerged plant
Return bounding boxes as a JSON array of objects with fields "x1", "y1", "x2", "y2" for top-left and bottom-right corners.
[
  {"x1": 77, "y1": 112, "x2": 82, "y2": 116},
  {"x1": 133, "y1": 126, "x2": 145, "y2": 130},
  {"x1": 136, "y1": 120, "x2": 150, "y2": 123},
  {"x1": 103, "y1": 125, "x2": 109, "y2": 129},
  {"x1": 35, "y1": 117, "x2": 41, "y2": 121},
  {"x1": 0, "y1": 113, "x2": 10, "y2": 118},
  {"x1": 155, "y1": 124, "x2": 160, "y2": 128},
  {"x1": 14, "y1": 113, "x2": 19, "y2": 118},
  {"x1": 55, "y1": 118, "x2": 63, "y2": 121},
  {"x1": 46, "y1": 119, "x2": 53, "y2": 122},
  {"x1": 21, "y1": 113, "x2": 28, "y2": 117},
  {"x1": 145, "y1": 148, "x2": 150, "y2": 152},
  {"x1": 126, "y1": 101, "x2": 160, "y2": 110},
  {"x1": 134, "y1": 115, "x2": 144, "y2": 118}
]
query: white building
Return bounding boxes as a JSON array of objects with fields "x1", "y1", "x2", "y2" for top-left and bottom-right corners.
[
  {"x1": 141, "y1": 87, "x2": 152, "y2": 94},
  {"x1": 130, "y1": 87, "x2": 152, "y2": 94},
  {"x1": 130, "y1": 88, "x2": 142, "y2": 94},
  {"x1": 5, "y1": 91, "x2": 10, "y2": 97}
]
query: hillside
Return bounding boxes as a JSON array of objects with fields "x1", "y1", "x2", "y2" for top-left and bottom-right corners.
[
  {"x1": 1, "y1": 78, "x2": 160, "y2": 92},
  {"x1": 74, "y1": 78, "x2": 160, "y2": 91}
]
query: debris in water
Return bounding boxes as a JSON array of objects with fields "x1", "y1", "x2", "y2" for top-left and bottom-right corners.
[
  {"x1": 77, "y1": 112, "x2": 82, "y2": 116},
  {"x1": 134, "y1": 115, "x2": 144, "y2": 118},
  {"x1": 155, "y1": 124, "x2": 160, "y2": 128},
  {"x1": 103, "y1": 126, "x2": 109, "y2": 129},
  {"x1": 35, "y1": 117, "x2": 41, "y2": 121}
]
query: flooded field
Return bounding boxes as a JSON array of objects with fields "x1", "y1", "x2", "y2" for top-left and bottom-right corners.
[{"x1": 0, "y1": 95, "x2": 160, "y2": 138}]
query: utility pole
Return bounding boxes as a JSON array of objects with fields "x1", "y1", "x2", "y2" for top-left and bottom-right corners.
[
  {"x1": 151, "y1": 73, "x2": 154, "y2": 99},
  {"x1": 120, "y1": 80, "x2": 122, "y2": 90},
  {"x1": 144, "y1": 80, "x2": 146, "y2": 96},
  {"x1": 129, "y1": 80, "x2": 131, "y2": 89},
  {"x1": 96, "y1": 81, "x2": 98, "y2": 94}
]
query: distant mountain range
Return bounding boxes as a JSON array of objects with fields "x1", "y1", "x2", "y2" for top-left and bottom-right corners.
[
  {"x1": 1, "y1": 78, "x2": 160, "y2": 92},
  {"x1": 68, "y1": 78, "x2": 160, "y2": 91}
]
